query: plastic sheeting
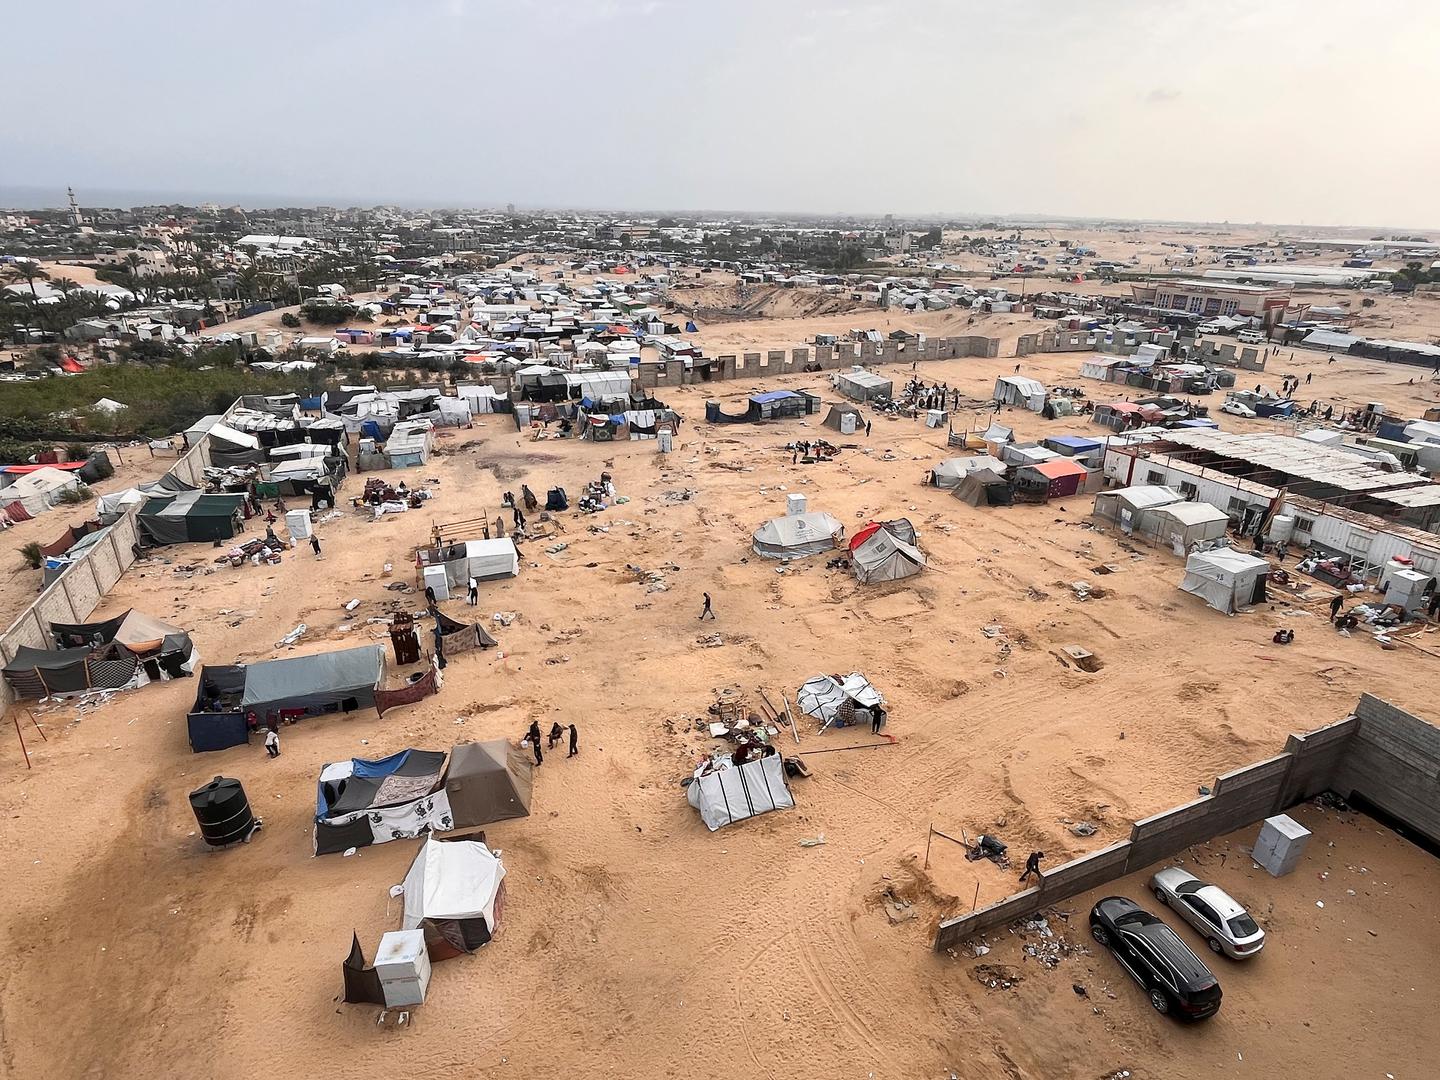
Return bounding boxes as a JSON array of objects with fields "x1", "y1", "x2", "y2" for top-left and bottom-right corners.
[
  {"x1": 797, "y1": 673, "x2": 885, "y2": 723},
  {"x1": 241, "y1": 645, "x2": 384, "y2": 713},
  {"x1": 401, "y1": 837, "x2": 506, "y2": 929},
  {"x1": 687, "y1": 754, "x2": 794, "y2": 831},
  {"x1": 751, "y1": 511, "x2": 843, "y2": 560}
]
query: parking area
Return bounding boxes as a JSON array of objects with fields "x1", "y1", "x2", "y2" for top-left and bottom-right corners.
[{"x1": 951, "y1": 801, "x2": 1440, "y2": 1079}]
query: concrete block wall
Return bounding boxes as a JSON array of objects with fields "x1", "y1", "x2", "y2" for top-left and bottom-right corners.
[
  {"x1": 1334, "y1": 694, "x2": 1440, "y2": 846},
  {"x1": 1279, "y1": 716, "x2": 1358, "y2": 807}
]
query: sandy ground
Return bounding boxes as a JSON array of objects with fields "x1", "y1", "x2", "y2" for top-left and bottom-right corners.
[{"x1": 3, "y1": 340, "x2": 1440, "y2": 1079}]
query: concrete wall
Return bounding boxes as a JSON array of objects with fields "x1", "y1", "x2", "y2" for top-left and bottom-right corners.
[
  {"x1": 632, "y1": 335, "x2": 999, "y2": 389},
  {"x1": 1333, "y1": 695, "x2": 1440, "y2": 847},
  {"x1": 933, "y1": 707, "x2": 1379, "y2": 951}
]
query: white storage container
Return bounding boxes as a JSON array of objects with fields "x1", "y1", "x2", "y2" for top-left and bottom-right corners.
[
  {"x1": 285, "y1": 509, "x2": 312, "y2": 541},
  {"x1": 423, "y1": 564, "x2": 451, "y2": 602},
  {"x1": 785, "y1": 493, "x2": 807, "y2": 516},
  {"x1": 1252, "y1": 814, "x2": 1310, "y2": 877},
  {"x1": 375, "y1": 929, "x2": 431, "y2": 1007}
]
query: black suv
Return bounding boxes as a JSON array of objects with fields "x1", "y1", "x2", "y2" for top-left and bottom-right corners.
[{"x1": 1089, "y1": 896, "x2": 1223, "y2": 1020}]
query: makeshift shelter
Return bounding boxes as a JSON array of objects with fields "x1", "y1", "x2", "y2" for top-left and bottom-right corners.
[
  {"x1": 1179, "y1": 549, "x2": 1270, "y2": 614},
  {"x1": 439, "y1": 740, "x2": 533, "y2": 831},
  {"x1": 97, "y1": 475, "x2": 196, "y2": 519},
  {"x1": 433, "y1": 609, "x2": 499, "y2": 659},
  {"x1": 241, "y1": 644, "x2": 385, "y2": 716},
  {"x1": 849, "y1": 521, "x2": 926, "y2": 584},
  {"x1": 314, "y1": 748, "x2": 451, "y2": 855},
  {"x1": 1092, "y1": 485, "x2": 1182, "y2": 531},
  {"x1": 1143, "y1": 502, "x2": 1230, "y2": 553},
  {"x1": 400, "y1": 837, "x2": 507, "y2": 958},
  {"x1": 4, "y1": 467, "x2": 80, "y2": 517},
  {"x1": 797, "y1": 673, "x2": 886, "y2": 730},
  {"x1": 137, "y1": 492, "x2": 246, "y2": 545},
  {"x1": 186, "y1": 665, "x2": 248, "y2": 751},
  {"x1": 822, "y1": 404, "x2": 863, "y2": 434},
  {"x1": 992, "y1": 376, "x2": 1047, "y2": 412},
  {"x1": 953, "y1": 469, "x2": 1013, "y2": 507},
  {"x1": 751, "y1": 509, "x2": 844, "y2": 560},
  {"x1": 930, "y1": 456, "x2": 1006, "y2": 490},
  {"x1": 3, "y1": 643, "x2": 141, "y2": 699},
  {"x1": 416, "y1": 538, "x2": 519, "y2": 592},
  {"x1": 834, "y1": 367, "x2": 893, "y2": 403},
  {"x1": 687, "y1": 754, "x2": 794, "y2": 831},
  {"x1": 49, "y1": 609, "x2": 197, "y2": 679},
  {"x1": 1016, "y1": 458, "x2": 1088, "y2": 500}
]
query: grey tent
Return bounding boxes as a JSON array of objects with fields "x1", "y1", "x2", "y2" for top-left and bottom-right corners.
[
  {"x1": 1179, "y1": 549, "x2": 1270, "y2": 614},
  {"x1": 953, "y1": 469, "x2": 1013, "y2": 507},
  {"x1": 241, "y1": 644, "x2": 385, "y2": 715},
  {"x1": 930, "y1": 456, "x2": 1006, "y2": 490},
  {"x1": 3, "y1": 643, "x2": 140, "y2": 699},
  {"x1": 822, "y1": 404, "x2": 863, "y2": 434},
  {"x1": 850, "y1": 523, "x2": 926, "y2": 584},
  {"x1": 834, "y1": 368, "x2": 892, "y2": 402},
  {"x1": 440, "y1": 740, "x2": 534, "y2": 831},
  {"x1": 751, "y1": 510, "x2": 844, "y2": 560}
]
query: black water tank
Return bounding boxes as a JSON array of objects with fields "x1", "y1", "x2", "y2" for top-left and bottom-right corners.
[{"x1": 189, "y1": 776, "x2": 255, "y2": 847}]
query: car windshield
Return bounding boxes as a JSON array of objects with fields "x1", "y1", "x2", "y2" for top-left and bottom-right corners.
[{"x1": 1228, "y1": 914, "x2": 1260, "y2": 937}]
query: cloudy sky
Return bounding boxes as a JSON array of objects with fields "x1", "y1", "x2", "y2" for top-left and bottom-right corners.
[{"x1": 5, "y1": 0, "x2": 1437, "y2": 226}]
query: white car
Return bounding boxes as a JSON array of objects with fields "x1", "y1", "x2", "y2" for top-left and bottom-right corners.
[
  {"x1": 1220, "y1": 400, "x2": 1256, "y2": 418},
  {"x1": 1237, "y1": 330, "x2": 1265, "y2": 344},
  {"x1": 1150, "y1": 868, "x2": 1265, "y2": 959}
]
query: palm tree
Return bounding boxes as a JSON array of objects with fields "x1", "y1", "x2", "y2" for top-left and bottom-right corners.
[{"x1": 3, "y1": 259, "x2": 51, "y2": 300}]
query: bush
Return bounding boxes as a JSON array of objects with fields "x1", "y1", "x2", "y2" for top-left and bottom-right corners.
[
  {"x1": 300, "y1": 301, "x2": 357, "y2": 326},
  {"x1": 65, "y1": 442, "x2": 90, "y2": 462},
  {"x1": 353, "y1": 309, "x2": 374, "y2": 323},
  {"x1": 19, "y1": 542, "x2": 44, "y2": 570},
  {"x1": 281, "y1": 312, "x2": 302, "y2": 328},
  {"x1": 58, "y1": 484, "x2": 94, "y2": 505}
]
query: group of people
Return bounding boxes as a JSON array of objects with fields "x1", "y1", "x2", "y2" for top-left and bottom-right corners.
[
  {"x1": 902, "y1": 377, "x2": 963, "y2": 414},
  {"x1": 523, "y1": 718, "x2": 578, "y2": 766}
]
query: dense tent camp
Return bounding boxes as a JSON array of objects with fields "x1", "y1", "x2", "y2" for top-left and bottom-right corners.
[
  {"x1": 953, "y1": 469, "x2": 1013, "y2": 507},
  {"x1": 1179, "y1": 549, "x2": 1270, "y2": 614},
  {"x1": 314, "y1": 749, "x2": 451, "y2": 855},
  {"x1": 751, "y1": 510, "x2": 844, "y2": 560},
  {"x1": 822, "y1": 404, "x2": 863, "y2": 434},
  {"x1": 798, "y1": 673, "x2": 886, "y2": 730},
  {"x1": 849, "y1": 520, "x2": 926, "y2": 584},
  {"x1": 930, "y1": 456, "x2": 1006, "y2": 490},
  {"x1": 137, "y1": 491, "x2": 246, "y2": 545},
  {"x1": 400, "y1": 837, "x2": 507, "y2": 958},
  {"x1": 439, "y1": 740, "x2": 533, "y2": 830},
  {"x1": 687, "y1": 753, "x2": 794, "y2": 831}
]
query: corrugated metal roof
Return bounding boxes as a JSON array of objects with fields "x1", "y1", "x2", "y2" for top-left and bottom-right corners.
[{"x1": 1160, "y1": 430, "x2": 1427, "y2": 493}]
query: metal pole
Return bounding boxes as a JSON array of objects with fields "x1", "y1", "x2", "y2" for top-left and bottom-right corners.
[
  {"x1": 972, "y1": 880, "x2": 981, "y2": 912},
  {"x1": 924, "y1": 824, "x2": 934, "y2": 870}
]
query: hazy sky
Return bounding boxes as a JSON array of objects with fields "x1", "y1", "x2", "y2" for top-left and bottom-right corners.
[{"x1": 5, "y1": 0, "x2": 1438, "y2": 226}]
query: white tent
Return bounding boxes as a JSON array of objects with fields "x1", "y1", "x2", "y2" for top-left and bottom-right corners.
[
  {"x1": 207, "y1": 423, "x2": 260, "y2": 450},
  {"x1": 97, "y1": 487, "x2": 149, "y2": 517},
  {"x1": 1092, "y1": 485, "x2": 1182, "y2": 530},
  {"x1": 1145, "y1": 502, "x2": 1230, "y2": 553},
  {"x1": 834, "y1": 367, "x2": 893, "y2": 403},
  {"x1": 752, "y1": 510, "x2": 843, "y2": 559},
  {"x1": 4, "y1": 467, "x2": 80, "y2": 516},
  {"x1": 400, "y1": 836, "x2": 506, "y2": 935},
  {"x1": 992, "y1": 376, "x2": 1047, "y2": 412},
  {"x1": 797, "y1": 673, "x2": 885, "y2": 728},
  {"x1": 686, "y1": 755, "x2": 794, "y2": 831},
  {"x1": 931, "y1": 456, "x2": 1006, "y2": 489},
  {"x1": 463, "y1": 538, "x2": 519, "y2": 580},
  {"x1": 851, "y1": 526, "x2": 926, "y2": 584},
  {"x1": 1179, "y1": 549, "x2": 1270, "y2": 614}
]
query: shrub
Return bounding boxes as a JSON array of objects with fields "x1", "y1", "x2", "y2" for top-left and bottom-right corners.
[
  {"x1": 57, "y1": 484, "x2": 93, "y2": 505},
  {"x1": 281, "y1": 312, "x2": 302, "y2": 328},
  {"x1": 65, "y1": 442, "x2": 90, "y2": 462},
  {"x1": 19, "y1": 542, "x2": 44, "y2": 570}
]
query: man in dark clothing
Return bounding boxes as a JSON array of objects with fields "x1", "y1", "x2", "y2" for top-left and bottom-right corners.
[
  {"x1": 865, "y1": 420, "x2": 872, "y2": 437},
  {"x1": 700, "y1": 592, "x2": 715, "y2": 620},
  {"x1": 870, "y1": 707, "x2": 884, "y2": 735},
  {"x1": 568, "y1": 724, "x2": 579, "y2": 758},
  {"x1": 1329, "y1": 594, "x2": 1344, "y2": 622},
  {"x1": 527, "y1": 720, "x2": 543, "y2": 766},
  {"x1": 547, "y1": 722, "x2": 564, "y2": 750},
  {"x1": 513, "y1": 506, "x2": 525, "y2": 530},
  {"x1": 1019, "y1": 851, "x2": 1044, "y2": 884},
  {"x1": 310, "y1": 534, "x2": 322, "y2": 559},
  {"x1": 1428, "y1": 590, "x2": 1440, "y2": 621}
]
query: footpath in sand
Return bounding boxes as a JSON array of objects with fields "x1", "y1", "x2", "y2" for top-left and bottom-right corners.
[{"x1": 1, "y1": 349, "x2": 1438, "y2": 1079}]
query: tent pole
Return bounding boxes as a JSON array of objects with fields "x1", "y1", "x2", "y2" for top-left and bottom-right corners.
[
  {"x1": 12, "y1": 712, "x2": 31, "y2": 769},
  {"x1": 27, "y1": 708, "x2": 47, "y2": 742}
]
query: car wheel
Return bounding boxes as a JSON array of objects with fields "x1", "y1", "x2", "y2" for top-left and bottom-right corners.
[
  {"x1": 1208, "y1": 938, "x2": 1225, "y2": 955},
  {"x1": 1090, "y1": 925, "x2": 1110, "y2": 946},
  {"x1": 1149, "y1": 989, "x2": 1170, "y2": 1014},
  {"x1": 1153, "y1": 887, "x2": 1167, "y2": 905}
]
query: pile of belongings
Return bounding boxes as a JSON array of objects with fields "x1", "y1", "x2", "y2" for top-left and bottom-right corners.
[
  {"x1": 219, "y1": 534, "x2": 287, "y2": 567},
  {"x1": 578, "y1": 473, "x2": 616, "y2": 514},
  {"x1": 358, "y1": 477, "x2": 429, "y2": 517}
]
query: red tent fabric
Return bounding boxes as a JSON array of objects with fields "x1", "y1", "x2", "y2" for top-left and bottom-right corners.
[
  {"x1": 2, "y1": 462, "x2": 88, "y2": 474},
  {"x1": 60, "y1": 356, "x2": 85, "y2": 373},
  {"x1": 848, "y1": 522, "x2": 884, "y2": 553}
]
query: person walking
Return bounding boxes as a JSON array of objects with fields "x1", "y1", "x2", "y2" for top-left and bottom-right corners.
[
  {"x1": 468, "y1": 576, "x2": 478, "y2": 606},
  {"x1": 1306, "y1": 371, "x2": 1312, "y2": 385},
  {"x1": 310, "y1": 534, "x2": 322, "y2": 559},
  {"x1": 567, "y1": 723, "x2": 579, "y2": 758},
  {"x1": 1330, "y1": 594, "x2": 1344, "y2": 622},
  {"x1": 1019, "y1": 850, "x2": 1044, "y2": 884},
  {"x1": 526, "y1": 719, "x2": 543, "y2": 766},
  {"x1": 265, "y1": 727, "x2": 280, "y2": 759},
  {"x1": 513, "y1": 506, "x2": 525, "y2": 530},
  {"x1": 865, "y1": 420, "x2": 872, "y2": 437},
  {"x1": 700, "y1": 592, "x2": 715, "y2": 620}
]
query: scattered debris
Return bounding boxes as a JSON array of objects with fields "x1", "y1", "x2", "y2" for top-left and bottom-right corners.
[
  {"x1": 276, "y1": 623, "x2": 307, "y2": 648},
  {"x1": 492, "y1": 611, "x2": 517, "y2": 626},
  {"x1": 1069, "y1": 821, "x2": 1099, "y2": 838},
  {"x1": 798, "y1": 834, "x2": 826, "y2": 848}
]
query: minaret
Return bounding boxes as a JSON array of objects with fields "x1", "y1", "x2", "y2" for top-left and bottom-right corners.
[{"x1": 67, "y1": 187, "x2": 83, "y2": 227}]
